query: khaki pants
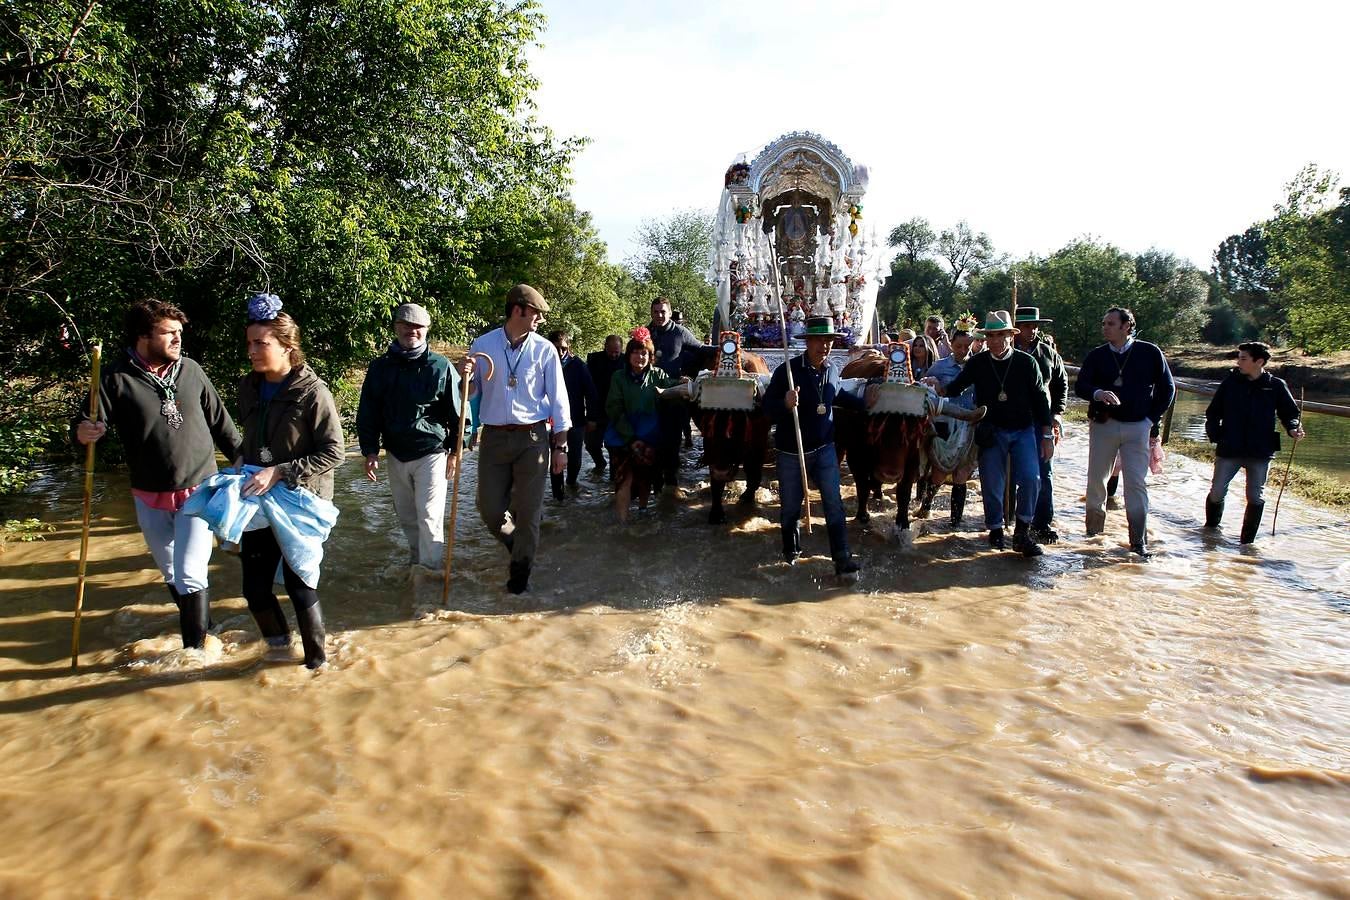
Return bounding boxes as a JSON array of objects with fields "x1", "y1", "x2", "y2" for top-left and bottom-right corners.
[
  {"x1": 387, "y1": 450, "x2": 448, "y2": 568},
  {"x1": 476, "y1": 423, "x2": 550, "y2": 566},
  {"x1": 1086, "y1": 418, "x2": 1152, "y2": 544}
]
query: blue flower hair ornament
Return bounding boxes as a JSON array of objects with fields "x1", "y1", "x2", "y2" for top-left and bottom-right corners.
[{"x1": 247, "y1": 292, "x2": 283, "y2": 322}]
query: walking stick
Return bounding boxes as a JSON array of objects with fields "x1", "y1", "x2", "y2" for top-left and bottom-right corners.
[
  {"x1": 443, "y1": 351, "x2": 495, "y2": 604},
  {"x1": 1005, "y1": 279, "x2": 1018, "y2": 526},
  {"x1": 1269, "y1": 386, "x2": 1303, "y2": 537},
  {"x1": 71, "y1": 342, "x2": 102, "y2": 669},
  {"x1": 768, "y1": 252, "x2": 813, "y2": 533}
]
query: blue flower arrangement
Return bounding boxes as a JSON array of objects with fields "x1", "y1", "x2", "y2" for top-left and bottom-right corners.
[{"x1": 247, "y1": 292, "x2": 283, "y2": 322}]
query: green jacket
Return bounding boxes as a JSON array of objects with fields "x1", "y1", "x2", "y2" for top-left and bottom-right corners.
[
  {"x1": 1022, "y1": 336, "x2": 1068, "y2": 417},
  {"x1": 356, "y1": 347, "x2": 461, "y2": 462},
  {"x1": 605, "y1": 366, "x2": 680, "y2": 445}
]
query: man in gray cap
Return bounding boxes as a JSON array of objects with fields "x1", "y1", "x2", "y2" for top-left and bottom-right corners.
[
  {"x1": 356, "y1": 302, "x2": 462, "y2": 586},
  {"x1": 462, "y1": 284, "x2": 570, "y2": 594}
]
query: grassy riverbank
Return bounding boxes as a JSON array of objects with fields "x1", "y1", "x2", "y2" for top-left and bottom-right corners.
[{"x1": 1062, "y1": 406, "x2": 1350, "y2": 512}]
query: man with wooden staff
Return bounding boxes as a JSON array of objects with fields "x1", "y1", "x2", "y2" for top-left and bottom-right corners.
[
  {"x1": 461, "y1": 284, "x2": 570, "y2": 595},
  {"x1": 72, "y1": 298, "x2": 241, "y2": 649},
  {"x1": 763, "y1": 315, "x2": 863, "y2": 576},
  {"x1": 1202, "y1": 341, "x2": 1304, "y2": 545},
  {"x1": 1075, "y1": 306, "x2": 1175, "y2": 557},
  {"x1": 356, "y1": 302, "x2": 461, "y2": 595}
]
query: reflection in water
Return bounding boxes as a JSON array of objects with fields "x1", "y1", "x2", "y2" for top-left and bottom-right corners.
[{"x1": 0, "y1": 427, "x2": 1347, "y2": 896}]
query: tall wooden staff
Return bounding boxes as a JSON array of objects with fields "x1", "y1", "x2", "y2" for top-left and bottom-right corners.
[
  {"x1": 71, "y1": 342, "x2": 102, "y2": 668},
  {"x1": 768, "y1": 252, "x2": 813, "y2": 533},
  {"x1": 1269, "y1": 386, "x2": 1304, "y2": 537},
  {"x1": 1005, "y1": 277, "x2": 1018, "y2": 526},
  {"x1": 443, "y1": 352, "x2": 495, "y2": 604}
]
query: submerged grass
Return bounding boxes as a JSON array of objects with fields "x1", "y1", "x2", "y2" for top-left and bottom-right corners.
[{"x1": 1062, "y1": 405, "x2": 1350, "y2": 511}]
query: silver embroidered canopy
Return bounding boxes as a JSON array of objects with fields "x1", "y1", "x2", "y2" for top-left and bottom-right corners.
[{"x1": 710, "y1": 132, "x2": 886, "y2": 349}]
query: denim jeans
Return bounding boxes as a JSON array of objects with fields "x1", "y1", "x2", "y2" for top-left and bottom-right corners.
[
  {"x1": 777, "y1": 443, "x2": 850, "y2": 563},
  {"x1": 977, "y1": 426, "x2": 1041, "y2": 529},
  {"x1": 133, "y1": 497, "x2": 216, "y2": 594},
  {"x1": 1208, "y1": 456, "x2": 1271, "y2": 505}
]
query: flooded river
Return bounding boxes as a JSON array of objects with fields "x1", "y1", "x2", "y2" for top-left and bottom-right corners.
[{"x1": 1, "y1": 425, "x2": 1347, "y2": 897}]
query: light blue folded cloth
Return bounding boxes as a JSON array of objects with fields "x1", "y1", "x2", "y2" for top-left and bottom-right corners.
[{"x1": 182, "y1": 466, "x2": 339, "y2": 588}]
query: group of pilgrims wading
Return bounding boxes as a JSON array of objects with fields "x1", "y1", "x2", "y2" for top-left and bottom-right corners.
[{"x1": 75, "y1": 287, "x2": 1307, "y2": 669}]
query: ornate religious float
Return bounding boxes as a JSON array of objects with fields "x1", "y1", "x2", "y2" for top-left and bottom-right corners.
[{"x1": 710, "y1": 132, "x2": 887, "y2": 355}]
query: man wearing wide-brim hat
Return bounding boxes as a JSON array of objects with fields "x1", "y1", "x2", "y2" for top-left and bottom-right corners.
[
  {"x1": 462, "y1": 284, "x2": 571, "y2": 594},
  {"x1": 1013, "y1": 307, "x2": 1068, "y2": 544},
  {"x1": 356, "y1": 302, "x2": 463, "y2": 596},
  {"x1": 763, "y1": 316, "x2": 867, "y2": 575},
  {"x1": 940, "y1": 310, "x2": 1055, "y2": 556}
]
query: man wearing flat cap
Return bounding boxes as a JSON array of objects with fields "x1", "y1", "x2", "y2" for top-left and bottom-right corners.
[
  {"x1": 463, "y1": 284, "x2": 571, "y2": 594},
  {"x1": 356, "y1": 302, "x2": 462, "y2": 586}
]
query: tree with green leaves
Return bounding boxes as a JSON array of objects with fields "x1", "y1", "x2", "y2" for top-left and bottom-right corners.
[
  {"x1": 625, "y1": 209, "x2": 717, "y2": 337},
  {"x1": 1, "y1": 0, "x2": 579, "y2": 491}
]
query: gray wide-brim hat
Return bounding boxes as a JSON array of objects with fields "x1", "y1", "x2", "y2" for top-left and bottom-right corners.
[{"x1": 393, "y1": 302, "x2": 431, "y2": 327}]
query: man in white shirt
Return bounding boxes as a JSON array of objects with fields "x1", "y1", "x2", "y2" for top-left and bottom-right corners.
[{"x1": 463, "y1": 284, "x2": 571, "y2": 594}]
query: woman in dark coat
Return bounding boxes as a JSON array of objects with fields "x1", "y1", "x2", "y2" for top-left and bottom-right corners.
[{"x1": 237, "y1": 295, "x2": 345, "y2": 668}]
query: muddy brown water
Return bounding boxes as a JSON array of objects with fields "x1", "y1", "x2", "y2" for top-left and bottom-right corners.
[{"x1": 1, "y1": 425, "x2": 1347, "y2": 897}]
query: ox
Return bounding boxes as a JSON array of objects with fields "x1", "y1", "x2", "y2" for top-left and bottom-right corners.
[
  {"x1": 837, "y1": 349, "x2": 984, "y2": 533},
  {"x1": 678, "y1": 343, "x2": 773, "y2": 525}
]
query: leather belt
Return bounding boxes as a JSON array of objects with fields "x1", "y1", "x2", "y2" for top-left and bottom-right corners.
[{"x1": 483, "y1": 421, "x2": 545, "y2": 432}]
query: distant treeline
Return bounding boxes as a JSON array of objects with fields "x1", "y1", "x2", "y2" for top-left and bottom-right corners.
[{"x1": 877, "y1": 165, "x2": 1349, "y2": 360}]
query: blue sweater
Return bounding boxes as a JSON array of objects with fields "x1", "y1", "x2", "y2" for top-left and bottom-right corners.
[
  {"x1": 762, "y1": 355, "x2": 865, "y2": 453},
  {"x1": 1074, "y1": 339, "x2": 1175, "y2": 423}
]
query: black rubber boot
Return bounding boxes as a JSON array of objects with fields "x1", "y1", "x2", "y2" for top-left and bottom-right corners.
[
  {"x1": 1085, "y1": 509, "x2": 1106, "y2": 537},
  {"x1": 781, "y1": 526, "x2": 801, "y2": 564},
  {"x1": 988, "y1": 527, "x2": 1006, "y2": 550},
  {"x1": 507, "y1": 559, "x2": 532, "y2": 594},
  {"x1": 1204, "y1": 498, "x2": 1224, "y2": 529},
  {"x1": 1240, "y1": 501, "x2": 1264, "y2": 545},
  {"x1": 293, "y1": 601, "x2": 327, "y2": 669},
  {"x1": 1012, "y1": 520, "x2": 1044, "y2": 557},
  {"x1": 176, "y1": 589, "x2": 211, "y2": 649},
  {"x1": 950, "y1": 484, "x2": 967, "y2": 526},
  {"x1": 248, "y1": 595, "x2": 291, "y2": 642},
  {"x1": 550, "y1": 471, "x2": 565, "y2": 501}
]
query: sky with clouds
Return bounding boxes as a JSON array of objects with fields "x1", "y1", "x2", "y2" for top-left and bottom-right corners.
[{"x1": 528, "y1": 0, "x2": 1349, "y2": 271}]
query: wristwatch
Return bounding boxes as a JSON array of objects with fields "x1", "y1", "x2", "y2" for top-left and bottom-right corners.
[{"x1": 1041, "y1": 432, "x2": 1055, "y2": 439}]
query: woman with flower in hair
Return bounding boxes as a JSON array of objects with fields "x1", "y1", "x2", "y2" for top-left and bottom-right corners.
[
  {"x1": 604, "y1": 327, "x2": 686, "y2": 522},
  {"x1": 237, "y1": 293, "x2": 344, "y2": 668}
]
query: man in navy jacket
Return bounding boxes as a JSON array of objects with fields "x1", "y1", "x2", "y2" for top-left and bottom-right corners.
[
  {"x1": 1074, "y1": 306, "x2": 1175, "y2": 556},
  {"x1": 1203, "y1": 342, "x2": 1304, "y2": 544}
]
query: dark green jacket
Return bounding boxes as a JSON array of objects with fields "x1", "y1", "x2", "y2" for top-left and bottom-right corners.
[
  {"x1": 606, "y1": 366, "x2": 680, "y2": 445},
  {"x1": 356, "y1": 347, "x2": 461, "y2": 462},
  {"x1": 1020, "y1": 335, "x2": 1069, "y2": 416}
]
